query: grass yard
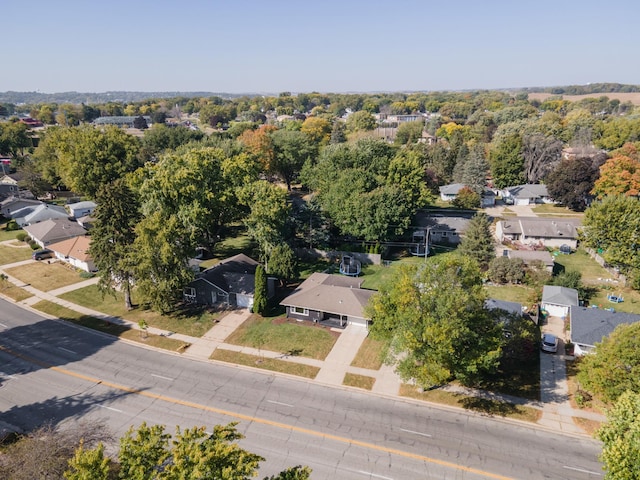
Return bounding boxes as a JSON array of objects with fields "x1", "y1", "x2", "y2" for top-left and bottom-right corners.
[
  {"x1": 0, "y1": 277, "x2": 33, "y2": 301},
  {"x1": 350, "y1": 336, "x2": 386, "y2": 370},
  {"x1": 210, "y1": 349, "x2": 320, "y2": 378},
  {"x1": 399, "y1": 384, "x2": 541, "y2": 423},
  {"x1": 199, "y1": 229, "x2": 258, "y2": 269},
  {"x1": 588, "y1": 287, "x2": 640, "y2": 314},
  {"x1": 343, "y1": 373, "x2": 375, "y2": 390},
  {"x1": 58, "y1": 284, "x2": 219, "y2": 337},
  {"x1": 224, "y1": 315, "x2": 339, "y2": 360},
  {"x1": 531, "y1": 204, "x2": 584, "y2": 217},
  {"x1": 0, "y1": 222, "x2": 25, "y2": 242},
  {"x1": 484, "y1": 284, "x2": 535, "y2": 305},
  {"x1": 552, "y1": 248, "x2": 614, "y2": 283},
  {"x1": 5, "y1": 261, "x2": 86, "y2": 291},
  {"x1": 31, "y1": 300, "x2": 190, "y2": 352},
  {"x1": 0, "y1": 244, "x2": 33, "y2": 265}
]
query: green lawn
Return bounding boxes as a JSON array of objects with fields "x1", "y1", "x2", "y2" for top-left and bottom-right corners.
[
  {"x1": 210, "y1": 349, "x2": 320, "y2": 378},
  {"x1": 224, "y1": 315, "x2": 339, "y2": 360},
  {"x1": 0, "y1": 278, "x2": 33, "y2": 301},
  {"x1": 552, "y1": 248, "x2": 614, "y2": 283},
  {"x1": 589, "y1": 287, "x2": 640, "y2": 314},
  {"x1": 350, "y1": 336, "x2": 386, "y2": 370},
  {"x1": 0, "y1": 244, "x2": 33, "y2": 265},
  {"x1": 484, "y1": 284, "x2": 535, "y2": 305},
  {"x1": 0, "y1": 222, "x2": 25, "y2": 242},
  {"x1": 531, "y1": 204, "x2": 584, "y2": 216},
  {"x1": 32, "y1": 300, "x2": 190, "y2": 352},
  {"x1": 58, "y1": 284, "x2": 220, "y2": 337},
  {"x1": 5, "y1": 262, "x2": 87, "y2": 291}
]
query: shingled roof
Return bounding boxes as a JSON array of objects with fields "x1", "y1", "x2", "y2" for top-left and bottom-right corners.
[{"x1": 570, "y1": 306, "x2": 640, "y2": 348}]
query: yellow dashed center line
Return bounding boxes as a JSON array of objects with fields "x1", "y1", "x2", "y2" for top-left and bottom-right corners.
[{"x1": 1, "y1": 345, "x2": 513, "y2": 480}]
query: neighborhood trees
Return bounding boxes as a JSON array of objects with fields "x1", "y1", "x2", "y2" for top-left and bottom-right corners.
[
  {"x1": 90, "y1": 179, "x2": 142, "y2": 310},
  {"x1": 456, "y1": 213, "x2": 495, "y2": 269},
  {"x1": 367, "y1": 255, "x2": 503, "y2": 389},
  {"x1": 596, "y1": 390, "x2": 640, "y2": 480},
  {"x1": 545, "y1": 156, "x2": 602, "y2": 211},
  {"x1": 577, "y1": 322, "x2": 640, "y2": 404},
  {"x1": 581, "y1": 195, "x2": 640, "y2": 284},
  {"x1": 489, "y1": 133, "x2": 524, "y2": 189},
  {"x1": 592, "y1": 151, "x2": 640, "y2": 199}
]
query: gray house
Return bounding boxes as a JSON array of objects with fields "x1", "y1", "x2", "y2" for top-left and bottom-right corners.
[
  {"x1": 281, "y1": 272, "x2": 375, "y2": 328},
  {"x1": 67, "y1": 201, "x2": 97, "y2": 218},
  {"x1": 495, "y1": 217, "x2": 581, "y2": 249},
  {"x1": 23, "y1": 218, "x2": 87, "y2": 248},
  {"x1": 438, "y1": 183, "x2": 496, "y2": 207},
  {"x1": 502, "y1": 184, "x2": 554, "y2": 205},
  {"x1": 570, "y1": 306, "x2": 640, "y2": 355},
  {"x1": 12, "y1": 203, "x2": 68, "y2": 227},
  {"x1": 183, "y1": 254, "x2": 273, "y2": 309},
  {"x1": 541, "y1": 285, "x2": 579, "y2": 318}
]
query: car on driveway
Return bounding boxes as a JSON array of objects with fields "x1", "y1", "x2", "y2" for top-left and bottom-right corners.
[
  {"x1": 32, "y1": 249, "x2": 54, "y2": 260},
  {"x1": 541, "y1": 333, "x2": 559, "y2": 353}
]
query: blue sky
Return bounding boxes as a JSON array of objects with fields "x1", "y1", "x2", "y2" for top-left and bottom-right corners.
[{"x1": 2, "y1": 0, "x2": 639, "y2": 93}]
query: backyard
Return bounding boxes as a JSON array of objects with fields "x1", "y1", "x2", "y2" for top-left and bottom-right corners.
[{"x1": 58, "y1": 284, "x2": 219, "y2": 337}]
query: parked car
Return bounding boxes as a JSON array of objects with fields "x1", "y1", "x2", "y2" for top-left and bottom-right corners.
[
  {"x1": 32, "y1": 249, "x2": 54, "y2": 260},
  {"x1": 541, "y1": 333, "x2": 559, "y2": 353}
]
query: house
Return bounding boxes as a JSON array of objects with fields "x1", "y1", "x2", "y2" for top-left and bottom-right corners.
[
  {"x1": 495, "y1": 217, "x2": 581, "y2": 249},
  {"x1": 183, "y1": 254, "x2": 273, "y2": 309},
  {"x1": 413, "y1": 212, "x2": 473, "y2": 246},
  {"x1": 502, "y1": 184, "x2": 554, "y2": 206},
  {"x1": 23, "y1": 218, "x2": 87, "y2": 248},
  {"x1": 66, "y1": 200, "x2": 97, "y2": 219},
  {"x1": 541, "y1": 286, "x2": 579, "y2": 318},
  {"x1": 280, "y1": 272, "x2": 375, "y2": 328},
  {"x1": 485, "y1": 298, "x2": 523, "y2": 317},
  {"x1": 570, "y1": 306, "x2": 640, "y2": 355},
  {"x1": 93, "y1": 116, "x2": 152, "y2": 128},
  {"x1": 47, "y1": 236, "x2": 96, "y2": 272},
  {"x1": 0, "y1": 196, "x2": 42, "y2": 218},
  {"x1": 501, "y1": 249, "x2": 555, "y2": 272},
  {"x1": 438, "y1": 183, "x2": 496, "y2": 207},
  {"x1": 0, "y1": 173, "x2": 21, "y2": 198},
  {"x1": 12, "y1": 203, "x2": 68, "y2": 227}
]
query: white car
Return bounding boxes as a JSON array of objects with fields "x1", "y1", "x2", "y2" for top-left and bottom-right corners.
[{"x1": 541, "y1": 333, "x2": 559, "y2": 353}]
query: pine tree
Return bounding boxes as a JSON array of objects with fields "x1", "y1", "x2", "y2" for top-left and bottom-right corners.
[
  {"x1": 253, "y1": 264, "x2": 268, "y2": 315},
  {"x1": 457, "y1": 212, "x2": 495, "y2": 269}
]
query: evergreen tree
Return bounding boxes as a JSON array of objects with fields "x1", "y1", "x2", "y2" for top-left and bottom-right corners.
[
  {"x1": 457, "y1": 213, "x2": 495, "y2": 269},
  {"x1": 253, "y1": 264, "x2": 268, "y2": 315}
]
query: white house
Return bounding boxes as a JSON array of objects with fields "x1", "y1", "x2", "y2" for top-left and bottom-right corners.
[
  {"x1": 495, "y1": 217, "x2": 581, "y2": 249},
  {"x1": 67, "y1": 201, "x2": 97, "y2": 218},
  {"x1": 47, "y1": 235, "x2": 96, "y2": 272},
  {"x1": 541, "y1": 286, "x2": 579, "y2": 318},
  {"x1": 23, "y1": 218, "x2": 87, "y2": 248},
  {"x1": 438, "y1": 183, "x2": 496, "y2": 207},
  {"x1": 502, "y1": 184, "x2": 554, "y2": 206}
]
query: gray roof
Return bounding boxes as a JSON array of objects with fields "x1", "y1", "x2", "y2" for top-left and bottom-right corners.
[
  {"x1": 23, "y1": 218, "x2": 87, "y2": 245},
  {"x1": 485, "y1": 298, "x2": 522, "y2": 316},
  {"x1": 499, "y1": 217, "x2": 581, "y2": 239},
  {"x1": 67, "y1": 201, "x2": 97, "y2": 210},
  {"x1": 439, "y1": 183, "x2": 466, "y2": 195},
  {"x1": 15, "y1": 203, "x2": 68, "y2": 225},
  {"x1": 281, "y1": 272, "x2": 375, "y2": 319},
  {"x1": 542, "y1": 285, "x2": 579, "y2": 307},
  {"x1": 505, "y1": 249, "x2": 554, "y2": 266},
  {"x1": 193, "y1": 254, "x2": 259, "y2": 295},
  {"x1": 570, "y1": 306, "x2": 640, "y2": 347},
  {"x1": 418, "y1": 214, "x2": 471, "y2": 234},
  {"x1": 504, "y1": 184, "x2": 549, "y2": 199}
]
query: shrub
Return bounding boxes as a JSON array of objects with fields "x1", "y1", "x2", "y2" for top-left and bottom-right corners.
[
  {"x1": 79, "y1": 271, "x2": 95, "y2": 279},
  {"x1": 29, "y1": 241, "x2": 39, "y2": 250},
  {"x1": 5, "y1": 219, "x2": 19, "y2": 231},
  {"x1": 15, "y1": 232, "x2": 27, "y2": 242}
]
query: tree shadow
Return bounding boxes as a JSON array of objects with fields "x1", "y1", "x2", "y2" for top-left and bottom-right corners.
[{"x1": 459, "y1": 396, "x2": 522, "y2": 417}]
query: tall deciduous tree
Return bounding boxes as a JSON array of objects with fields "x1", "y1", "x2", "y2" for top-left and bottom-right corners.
[
  {"x1": 90, "y1": 179, "x2": 141, "y2": 310},
  {"x1": 268, "y1": 243, "x2": 298, "y2": 286},
  {"x1": 367, "y1": 255, "x2": 503, "y2": 388},
  {"x1": 457, "y1": 213, "x2": 495, "y2": 269},
  {"x1": 345, "y1": 110, "x2": 376, "y2": 133},
  {"x1": 33, "y1": 125, "x2": 141, "y2": 198},
  {"x1": 270, "y1": 130, "x2": 316, "y2": 190},
  {"x1": 545, "y1": 156, "x2": 602, "y2": 211},
  {"x1": 596, "y1": 390, "x2": 640, "y2": 479},
  {"x1": 592, "y1": 153, "x2": 640, "y2": 199},
  {"x1": 489, "y1": 133, "x2": 524, "y2": 189},
  {"x1": 522, "y1": 133, "x2": 562, "y2": 184},
  {"x1": 577, "y1": 322, "x2": 640, "y2": 404},
  {"x1": 581, "y1": 195, "x2": 640, "y2": 279}
]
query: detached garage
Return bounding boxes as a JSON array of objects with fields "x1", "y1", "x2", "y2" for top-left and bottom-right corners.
[{"x1": 541, "y1": 285, "x2": 579, "y2": 318}]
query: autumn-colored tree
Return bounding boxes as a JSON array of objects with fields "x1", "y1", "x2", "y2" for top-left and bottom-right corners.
[
  {"x1": 300, "y1": 116, "x2": 331, "y2": 145},
  {"x1": 239, "y1": 124, "x2": 278, "y2": 171},
  {"x1": 592, "y1": 153, "x2": 640, "y2": 198}
]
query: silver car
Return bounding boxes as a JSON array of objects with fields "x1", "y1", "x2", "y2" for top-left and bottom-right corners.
[{"x1": 541, "y1": 333, "x2": 559, "y2": 353}]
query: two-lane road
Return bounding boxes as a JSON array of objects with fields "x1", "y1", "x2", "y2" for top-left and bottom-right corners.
[{"x1": 0, "y1": 299, "x2": 603, "y2": 479}]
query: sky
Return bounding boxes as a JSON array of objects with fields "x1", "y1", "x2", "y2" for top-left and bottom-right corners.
[{"x1": 2, "y1": 0, "x2": 639, "y2": 94}]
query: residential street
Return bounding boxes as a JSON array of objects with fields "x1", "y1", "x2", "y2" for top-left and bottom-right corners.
[{"x1": 0, "y1": 297, "x2": 604, "y2": 479}]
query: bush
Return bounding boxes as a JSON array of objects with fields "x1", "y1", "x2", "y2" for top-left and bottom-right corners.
[
  {"x1": 5, "y1": 219, "x2": 19, "y2": 231},
  {"x1": 79, "y1": 271, "x2": 95, "y2": 279},
  {"x1": 15, "y1": 232, "x2": 27, "y2": 242},
  {"x1": 29, "y1": 241, "x2": 39, "y2": 250}
]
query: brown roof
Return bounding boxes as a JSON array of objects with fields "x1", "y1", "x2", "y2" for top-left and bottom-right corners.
[
  {"x1": 281, "y1": 272, "x2": 375, "y2": 319},
  {"x1": 48, "y1": 235, "x2": 92, "y2": 262}
]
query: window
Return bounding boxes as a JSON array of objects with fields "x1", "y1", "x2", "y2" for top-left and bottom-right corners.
[
  {"x1": 184, "y1": 287, "x2": 196, "y2": 297},
  {"x1": 292, "y1": 306, "x2": 308, "y2": 315}
]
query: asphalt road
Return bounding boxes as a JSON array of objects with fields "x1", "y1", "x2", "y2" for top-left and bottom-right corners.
[{"x1": 0, "y1": 299, "x2": 604, "y2": 479}]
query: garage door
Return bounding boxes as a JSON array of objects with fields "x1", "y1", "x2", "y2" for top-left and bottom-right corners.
[{"x1": 236, "y1": 294, "x2": 253, "y2": 309}]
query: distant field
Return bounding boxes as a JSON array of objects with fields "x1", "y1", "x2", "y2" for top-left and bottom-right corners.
[{"x1": 528, "y1": 92, "x2": 640, "y2": 106}]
